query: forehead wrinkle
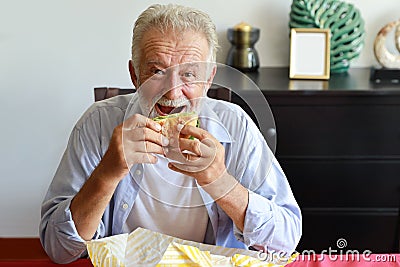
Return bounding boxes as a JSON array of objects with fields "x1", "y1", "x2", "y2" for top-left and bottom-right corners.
[
  {"x1": 141, "y1": 34, "x2": 207, "y2": 66},
  {"x1": 144, "y1": 43, "x2": 204, "y2": 63}
]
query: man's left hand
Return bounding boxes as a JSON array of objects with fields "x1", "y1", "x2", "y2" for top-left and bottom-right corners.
[{"x1": 165, "y1": 123, "x2": 226, "y2": 186}]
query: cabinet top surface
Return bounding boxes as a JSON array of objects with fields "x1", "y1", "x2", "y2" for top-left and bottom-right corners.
[{"x1": 213, "y1": 67, "x2": 400, "y2": 95}]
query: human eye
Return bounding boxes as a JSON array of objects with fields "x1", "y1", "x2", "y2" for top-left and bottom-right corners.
[
  {"x1": 180, "y1": 67, "x2": 198, "y2": 81},
  {"x1": 183, "y1": 72, "x2": 195, "y2": 78},
  {"x1": 153, "y1": 69, "x2": 165, "y2": 75}
]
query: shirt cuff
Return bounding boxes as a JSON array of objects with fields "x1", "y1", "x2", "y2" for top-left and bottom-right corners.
[
  {"x1": 233, "y1": 190, "x2": 274, "y2": 251},
  {"x1": 52, "y1": 197, "x2": 103, "y2": 243}
]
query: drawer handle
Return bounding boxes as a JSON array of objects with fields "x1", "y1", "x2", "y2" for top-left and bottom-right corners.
[{"x1": 266, "y1": 128, "x2": 276, "y2": 137}]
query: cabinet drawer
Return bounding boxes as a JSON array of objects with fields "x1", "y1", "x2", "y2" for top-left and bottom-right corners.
[
  {"x1": 273, "y1": 105, "x2": 400, "y2": 157},
  {"x1": 298, "y1": 211, "x2": 398, "y2": 253},
  {"x1": 283, "y1": 160, "x2": 400, "y2": 208},
  {"x1": 231, "y1": 92, "x2": 400, "y2": 156}
]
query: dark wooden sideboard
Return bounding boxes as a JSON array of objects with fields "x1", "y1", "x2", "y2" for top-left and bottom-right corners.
[{"x1": 217, "y1": 67, "x2": 400, "y2": 253}]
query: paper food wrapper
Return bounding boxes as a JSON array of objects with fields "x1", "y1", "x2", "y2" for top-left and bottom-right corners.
[{"x1": 86, "y1": 227, "x2": 297, "y2": 267}]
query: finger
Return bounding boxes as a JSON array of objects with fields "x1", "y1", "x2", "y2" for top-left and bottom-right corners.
[
  {"x1": 165, "y1": 148, "x2": 213, "y2": 171},
  {"x1": 200, "y1": 137, "x2": 216, "y2": 148},
  {"x1": 146, "y1": 118, "x2": 163, "y2": 132},
  {"x1": 124, "y1": 114, "x2": 148, "y2": 128},
  {"x1": 129, "y1": 140, "x2": 165, "y2": 155},
  {"x1": 124, "y1": 127, "x2": 168, "y2": 146},
  {"x1": 178, "y1": 124, "x2": 212, "y2": 141},
  {"x1": 168, "y1": 162, "x2": 193, "y2": 175},
  {"x1": 179, "y1": 137, "x2": 218, "y2": 160},
  {"x1": 125, "y1": 151, "x2": 158, "y2": 165},
  {"x1": 163, "y1": 147, "x2": 189, "y2": 163},
  {"x1": 164, "y1": 146, "x2": 195, "y2": 163},
  {"x1": 179, "y1": 125, "x2": 219, "y2": 149},
  {"x1": 168, "y1": 161, "x2": 210, "y2": 173},
  {"x1": 124, "y1": 114, "x2": 162, "y2": 132},
  {"x1": 178, "y1": 138, "x2": 204, "y2": 156}
]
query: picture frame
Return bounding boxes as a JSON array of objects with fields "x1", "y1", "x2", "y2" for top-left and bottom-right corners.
[{"x1": 289, "y1": 28, "x2": 331, "y2": 80}]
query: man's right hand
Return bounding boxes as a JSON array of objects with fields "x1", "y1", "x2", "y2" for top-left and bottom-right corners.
[
  {"x1": 70, "y1": 113, "x2": 166, "y2": 241},
  {"x1": 98, "y1": 113, "x2": 167, "y2": 182}
]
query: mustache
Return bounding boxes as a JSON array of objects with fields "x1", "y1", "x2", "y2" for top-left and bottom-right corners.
[{"x1": 156, "y1": 96, "x2": 189, "y2": 107}]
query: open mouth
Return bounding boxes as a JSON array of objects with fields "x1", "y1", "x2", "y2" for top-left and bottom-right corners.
[{"x1": 155, "y1": 103, "x2": 186, "y2": 116}]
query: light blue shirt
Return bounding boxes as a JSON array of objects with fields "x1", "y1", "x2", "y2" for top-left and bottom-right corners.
[{"x1": 40, "y1": 93, "x2": 302, "y2": 264}]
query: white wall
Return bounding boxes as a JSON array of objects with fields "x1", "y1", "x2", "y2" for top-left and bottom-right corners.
[{"x1": 1, "y1": 0, "x2": 399, "y2": 237}]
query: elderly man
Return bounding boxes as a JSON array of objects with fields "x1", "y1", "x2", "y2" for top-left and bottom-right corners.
[{"x1": 40, "y1": 4, "x2": 301, "y2": 264}]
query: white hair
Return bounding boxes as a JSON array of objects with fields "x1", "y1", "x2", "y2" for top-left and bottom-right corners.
[{"x1": 131, "y1": 4, "x2": 219, "y2": 74}]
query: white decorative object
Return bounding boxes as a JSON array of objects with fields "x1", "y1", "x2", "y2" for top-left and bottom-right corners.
[{"x1": 373, "y1": 19, "x2": 400, "y2": 69}]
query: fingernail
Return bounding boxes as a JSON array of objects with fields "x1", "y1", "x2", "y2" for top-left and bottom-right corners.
[
  {"x1": 177, "y1": 123, "x2": 184, "y2": 131},
  {"x1": 154, "y1": 123, "x2": 162, "y2": 131},
  {"x1": 162, "y1": 136, "x2": 169, "y2": 146}
]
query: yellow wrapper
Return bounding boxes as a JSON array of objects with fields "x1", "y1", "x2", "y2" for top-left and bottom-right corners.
[
  {"x1": 157, "y1": 243, "x2": 212, "y2": 266},
  {"x1": 86, "y1": 227, "x2": 297, "y2": 267},
  {"x1": 86, "y1": 233, "x2": 128, "y2": 267}
]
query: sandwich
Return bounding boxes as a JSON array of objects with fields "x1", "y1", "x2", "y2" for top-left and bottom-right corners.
[{"x1": 152, "y1": 112, "x2": 199, "y2": 140}]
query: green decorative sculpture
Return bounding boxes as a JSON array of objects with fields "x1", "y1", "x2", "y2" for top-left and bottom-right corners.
[{"x1": 289, "y1": 0, "x2": 365, "y2": 73}]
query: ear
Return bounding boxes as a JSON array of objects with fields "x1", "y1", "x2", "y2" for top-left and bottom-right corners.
[{"x1": 128, "y1": 60, "x2": 139, "y2": 88}]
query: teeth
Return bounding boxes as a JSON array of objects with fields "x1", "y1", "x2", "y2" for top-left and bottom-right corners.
[{"x1": 157, "y1": 97, "x2": 189, "y2": 107}]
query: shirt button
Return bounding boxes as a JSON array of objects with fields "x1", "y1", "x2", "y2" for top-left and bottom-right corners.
[
  {"x1": 135, "y1": 169, "x2": 142, "y2": 176},
  {"x1": 122, "y1": 203, "x2": 129, "y2": 210}
]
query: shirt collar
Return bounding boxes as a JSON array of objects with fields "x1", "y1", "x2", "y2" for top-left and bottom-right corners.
[
  {"x1": 199, "y1": 98, "x2": 233, "y2": 144},
  {"x1": 125, "y1": 93, "x2": 145, "y2": 117}
]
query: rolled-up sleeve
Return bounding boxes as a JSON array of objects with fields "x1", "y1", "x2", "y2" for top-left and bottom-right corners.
[
  {"x1": 39, "y1": 108, "x2": 107, "y2": 263},
  {"x1": 40, "y1": 197, "x2": 89, "y2": 263},
  {"x1": 231, "y1": 125, "x2": 302, "y2": 255},
  {"x1": 234, "y1": 182, "x2": 302, "y2": 254}
]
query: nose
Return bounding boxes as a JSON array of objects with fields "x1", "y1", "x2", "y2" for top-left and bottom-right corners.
[
  {"x1": 164, "y1": 71, "x2": 184, "y2": 99},
  {"x1": 164, "y1": 87, "x2": 183, "y2": 99}
]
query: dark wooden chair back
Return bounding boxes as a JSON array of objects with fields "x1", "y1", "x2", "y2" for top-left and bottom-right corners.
[{"x1": 94, "y1": 87, "x2": 135, "y2": 102}]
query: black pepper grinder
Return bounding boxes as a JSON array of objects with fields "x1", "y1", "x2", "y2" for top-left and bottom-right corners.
[{"x1": 226, "y1": 22, "x2": 260, "y2": 72}]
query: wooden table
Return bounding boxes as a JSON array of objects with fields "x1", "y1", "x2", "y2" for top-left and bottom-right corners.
[{"x1": 0, "y1": 238, "x2": 91, "y2": 266}]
